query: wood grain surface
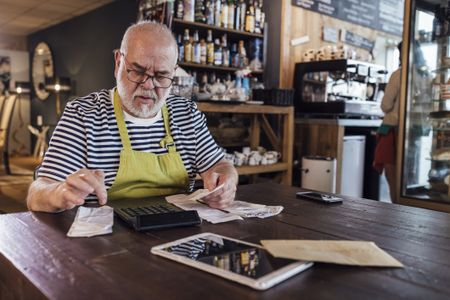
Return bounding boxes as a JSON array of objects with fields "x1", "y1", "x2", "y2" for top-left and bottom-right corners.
[{"x1": 1, "y1": 183, "x2": 449, "y2": 299}]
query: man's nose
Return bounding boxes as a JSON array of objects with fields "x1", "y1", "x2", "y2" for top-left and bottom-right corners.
[{"x1": 141, "y1": 76, "x2": 155, "y2": 90}]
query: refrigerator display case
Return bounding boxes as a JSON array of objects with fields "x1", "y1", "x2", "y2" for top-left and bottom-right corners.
[{"x1": 399, "y1": 0, "x2": 450, "y2": 212}]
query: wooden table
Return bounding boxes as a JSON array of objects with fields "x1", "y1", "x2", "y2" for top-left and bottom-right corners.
[{"x1": 1, "y1": 183, "x2": 450, "y2": 299}]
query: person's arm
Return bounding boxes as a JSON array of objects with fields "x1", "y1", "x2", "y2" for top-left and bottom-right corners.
[
  {"x1": 27, "y1": 169, "x2": 107, "y2": 213},
  {"x1": 199, "y1": 159, "x2": 238, "y2": 209},
  {"x1": 381, "y1": 69, "x2": 401, "y2": 113}
]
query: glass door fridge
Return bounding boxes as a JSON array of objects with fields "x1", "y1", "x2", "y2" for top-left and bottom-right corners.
[{"x1": 398, "y1": 0, "x2": 450, "y2": 212}]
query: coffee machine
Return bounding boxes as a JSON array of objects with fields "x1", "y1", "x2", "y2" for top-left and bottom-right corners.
[{"x1": 293, "y1": 59, "x2": 387, "y2": 117}]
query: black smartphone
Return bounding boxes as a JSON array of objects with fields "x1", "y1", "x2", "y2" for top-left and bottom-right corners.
[{"x1": 296, "y1": 192, "x2": 343, "y2": 204}]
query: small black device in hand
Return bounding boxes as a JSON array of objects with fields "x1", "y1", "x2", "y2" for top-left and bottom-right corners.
[{"x1": 296, "y1": 191, "x2": 343, "y2": 204}]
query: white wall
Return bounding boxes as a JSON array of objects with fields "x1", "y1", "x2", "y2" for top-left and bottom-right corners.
[{"x1": 0, "y1": 49, "x2": 31, "y2": 155}]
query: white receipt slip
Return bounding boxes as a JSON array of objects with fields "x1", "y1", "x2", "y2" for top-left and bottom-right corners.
[
  {"x1": 166, "y1": 191, "x2": 243, "y2": 224},
  {"x1": 166, "y1": 185, "x2": 284, "y2": 223},
  {"x1": 67, "y1": 206, "x2": 114, "y2": 238}
]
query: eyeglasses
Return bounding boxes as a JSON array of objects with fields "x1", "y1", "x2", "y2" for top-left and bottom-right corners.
[{"x1": 118, "y1": 51, "x2": 174, "y2": 88}]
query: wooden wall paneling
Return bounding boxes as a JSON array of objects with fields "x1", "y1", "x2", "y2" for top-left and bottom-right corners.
[
  {"x1": 281, "y1": 1, "x2": 400, "y2": 88},
  {"x1": 279, "y1": 0, "x2": 291, "y2": 88}
]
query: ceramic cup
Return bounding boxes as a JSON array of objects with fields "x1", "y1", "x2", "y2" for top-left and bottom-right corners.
[
  {"x1": 303, "y1": 49, "x2": 316, "y2": 62},
  {"x1": 264, "y1": 151, "x2": 281, "y2": 164},
  {"x1": 234, "y1": 151, "x2": 246, "y2": 166},
  {"x1": 248, "y1": 151, "x2": 262, "y2": 166}
]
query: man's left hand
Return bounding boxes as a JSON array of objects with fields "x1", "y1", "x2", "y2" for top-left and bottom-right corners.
[{"x1": 200, "y1": 160, "x2": 238, "y2": 209}]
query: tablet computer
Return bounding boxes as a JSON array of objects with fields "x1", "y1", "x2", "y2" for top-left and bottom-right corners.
[{"x1": 151, "y1": 232, "x2": 313, "y2": 290}]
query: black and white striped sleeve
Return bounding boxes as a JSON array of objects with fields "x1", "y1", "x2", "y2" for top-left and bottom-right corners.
[
  {"x1": 190, "y1": 101, "x2": 224, "y2": 174},
  {"x1": 37, "y1": 101, "x2": 88, "y2": 181}
]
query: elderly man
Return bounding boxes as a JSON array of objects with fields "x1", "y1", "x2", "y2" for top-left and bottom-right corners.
[{"x1": 27, "y1": 21, "x2": 238, "y2": 213}]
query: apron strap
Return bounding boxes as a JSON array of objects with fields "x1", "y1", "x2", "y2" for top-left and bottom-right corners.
[
  {"x1": 113, "y1": 88, "x2": 176, "y2": 153},
  {"x1": 160, "y1": 105, "x2": 177, "y2": 153},
  {"x1": 113, "y1": 88, "x2": 132, "y2": 150}
]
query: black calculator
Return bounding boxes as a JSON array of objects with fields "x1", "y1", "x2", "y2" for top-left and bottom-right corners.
[{"x1": 114, "y1": 203, "x2": 201, "y2": 231}]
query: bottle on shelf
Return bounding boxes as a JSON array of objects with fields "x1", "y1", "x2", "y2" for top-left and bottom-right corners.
[
  {"x1": 245, "y1": 2, "x2": 255, "y2": 33},
  {"x1": 222, "y1": 34, "x2": 230, "y2": 67},
  {"x1": 176, "y1": 0, "x2": 184, "y2": 19},
  {"x1": 235, "y1": 0, "x2": 241, "y2": 31},
  {"x1": 193, "y1": 30, "x2": 201, "y2": 64},
  {"x1": 231, "y1": 43, "x2": 239, "y2": 67},
  {"x1": 239, "y1": 0, "x2": 246, "y2": 31},
  {"x1": 183, "y1": 0, "x2": 195, "y2": 22},
  {"x1": 207, "y1": 30, "x2": 215, "y2": 65},
  {"x1": 177, "y1": 34, "x2": 184, "y2": 63},
  {"x1": 194, "y1": 0, "x2": 206, "y2": 23},
  {"x1": 221, "y1": 0, "x2": 229, "y2": 28},
  {"x1": 205, "y1": 0, "x2": 215, "y2": 25},
  {"x1": 214, "y1": 0, "x2": 222, "y2": 27},
  {"x1": 238, "y1": 40, "x2": 248, "y2": 67},
  {"x1": 254, "y1": 0, "x2": 262, "y2": 34},
  {"x1": 183, "y1": 29, "x2": 192, "y2": 63},
  {"x1": 214, "y1": 38, "x2": 223, "y2": 66},
  {"x1": 228, "y1": 0, "x2": 235, "y2": 29},
  {"x1": 200, "y1": 38, "x2": 207, "y2": 64}
]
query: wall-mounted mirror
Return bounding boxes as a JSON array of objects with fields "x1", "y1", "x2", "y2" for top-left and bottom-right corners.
[{"x1": 32, "y1": 42, "x2": 54, "y2": 100}]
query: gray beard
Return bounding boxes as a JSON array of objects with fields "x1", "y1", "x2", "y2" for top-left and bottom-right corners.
[{"x1": 117, "y1": 81, "x2": 166, "y2": 118}]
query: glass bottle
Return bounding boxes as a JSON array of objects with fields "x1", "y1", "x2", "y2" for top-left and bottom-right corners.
[
  {"x1": 222, "y1": 34, "x2": 230, "y2": 67},
  {"x1": 254, "y1": 0, "x2": 261, "y2": 34},
  {"x1": 231, "y1": 43, "x2": 239, "y2": 67},
  {"x1": 245, "y1": 3, "x2": 255, "y2": 33},
  {"x1": 195, "y1": 0, "x2": 206, "y2": 23},
  {"x1": 183, "y1": 0, "x2": 195, "y2": 22},
  {"x1": 176, "y1": 0, "x2": 184, "y2": 19},
  {"x1": 221, "y1": 0, "x2": 229, "y2": 28},
  {"x1": 214, "y1": 0, "x2": 222, "y2": 27},
  {"x1": 205, "y1": 0, "x2": 215, "y2": 25},
  {"x1": 235, "y1": 0, "x2": 241, "y2": 31},
  {"x1": 200, "y1": 39, "x2": 207, "y2": 65},
  {"x1": 239, "y1": 0, "x2": 247, "y2": 31},
  {"x1": 238, "y1": 40, "x2": 248, "y2": 67},
  {"x1": 177, "y1": 34, "x2": 184, "y2": 63},
  {"x1": 214, "y1": 38, "x2": 223, "y2": 66},
  {"x1": 183, "y1": 29, "x2": 192, "y2": 63},
  {"x1": 207, "y1": 30, "x2": 215, "y2": 65},
  {"x1": 192, "y1": 30, "x2": 201, "y2": 64},
  {"x1": 228, "y1": 0, "x2": 235, "y2": 29}
]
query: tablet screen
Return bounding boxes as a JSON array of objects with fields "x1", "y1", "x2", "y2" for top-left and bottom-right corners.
[{"x1": 159, "y1": 234, "x2": 297, "y2": 279}]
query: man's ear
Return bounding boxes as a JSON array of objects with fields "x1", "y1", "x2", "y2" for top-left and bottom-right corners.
[{"x1": 113, "y1": 50, "x2": 121, "y2": 78}]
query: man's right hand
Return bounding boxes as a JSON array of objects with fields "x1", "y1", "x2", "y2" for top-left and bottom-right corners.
[{"x1": 27, "y1": 168, "x2": 107, "y2": 212}]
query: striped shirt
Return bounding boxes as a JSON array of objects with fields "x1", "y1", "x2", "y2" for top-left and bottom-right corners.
[{"x1": 38, "y1": 89, "x2": 224, "y2": 197}]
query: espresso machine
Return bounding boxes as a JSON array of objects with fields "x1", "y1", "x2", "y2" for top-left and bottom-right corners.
[{"x1": 293, "y1": 59, "x2": 387, "y2": 117}]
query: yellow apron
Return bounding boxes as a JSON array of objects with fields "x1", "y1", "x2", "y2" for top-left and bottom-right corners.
[{"x1": 107, "y1": 89, "x2": 189, "y2": 201}]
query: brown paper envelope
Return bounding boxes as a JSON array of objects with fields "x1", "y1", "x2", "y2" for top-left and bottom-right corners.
[{"x1": 260, "y1": 240, "x2": 404, "y2": 267}]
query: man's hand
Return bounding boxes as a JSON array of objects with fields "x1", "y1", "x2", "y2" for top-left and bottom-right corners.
[
  {"x1": 200, "y1": 160, "x2": 238, "y2": 209},
  {"x1": 27, "y1": 168, "x2": 107, "y2": 212}
]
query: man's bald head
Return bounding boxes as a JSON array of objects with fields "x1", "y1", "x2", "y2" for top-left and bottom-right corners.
[{"x1": 120, "y1": 21, "x2": 178, "y2": 64}]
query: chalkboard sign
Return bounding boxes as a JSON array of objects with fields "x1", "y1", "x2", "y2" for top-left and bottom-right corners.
[{"x1": 292, "y1": 0, "x2": 403, "y2": 37}]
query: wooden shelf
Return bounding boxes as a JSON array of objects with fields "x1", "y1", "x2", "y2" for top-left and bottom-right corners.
[
  {"x1": 173, "y1": 18, "x2": 264, "y2": 38},
  {"x1": 179, "y1": 62, "x2": 263, "y2": 74},
  {"x1": 197, "y1": 102, "x2": 294, "y2": 185},
  {"x1": 236, "y1": 163, "x2": 289, "y2": 175}
]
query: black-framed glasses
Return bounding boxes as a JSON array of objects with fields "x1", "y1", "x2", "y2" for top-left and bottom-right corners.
[{"x1": 118, "y1": 51, "x2": 174, "y2": 88}]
